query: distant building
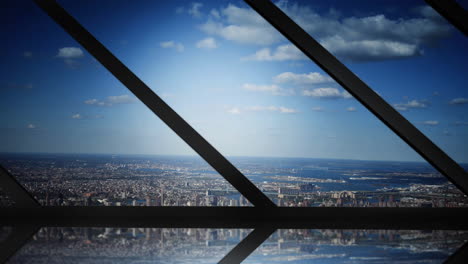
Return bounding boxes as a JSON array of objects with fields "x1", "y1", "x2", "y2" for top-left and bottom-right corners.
[
  {"x1": 154, "y1": 196, "x2": 161, "y2": 206},
  {"x1": 278, "y1": 187, "x2": 300, "y2": 195},
  {"x1": 160, "y1": 190, "x2": 165, "y2": 206},
  {"x1": 146, "y1": 195, "x2": 151, "y2": 206},
  {"x1": 300, "y1": 183, "x2": 316, "y2": 192},
  {"x1": 331, "y1": 191, "x2": 356, "y2": 199}
]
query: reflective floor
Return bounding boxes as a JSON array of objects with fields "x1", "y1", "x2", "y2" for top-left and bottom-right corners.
[
  {"x1": 2, "y1": 227, "x2": 467, "y2": 264},
  {"x1": 5, "y1": 227, "x2": 250, "y2": 264},
  {"x1": 244, "y1": 229, "x2": 468, "y2": 264}
]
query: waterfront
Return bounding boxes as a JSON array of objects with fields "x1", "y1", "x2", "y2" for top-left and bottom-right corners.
[{"x1": 1, "y1": 153, "x2": 467, "y2": 207}]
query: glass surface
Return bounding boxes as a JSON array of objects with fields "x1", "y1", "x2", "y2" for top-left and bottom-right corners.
[
  {"x1": 274, "y1": 0, "x2": 468, "y2": 167},
  {"x1": 0, "y1": 1, "x2": 249, "y2": 207},
  {"x1": 55, "y1": 0, "x2": 468, "y2": 207},
  {"x1": 244, "y1": 229, "x2": 468, "y2": 264},
  {"x1": 8, "y1": 227, "x2": 251, "y2": 264}
]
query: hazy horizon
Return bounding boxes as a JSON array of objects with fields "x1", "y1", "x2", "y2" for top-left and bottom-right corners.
[{"x1": 2, "y1": 150, "x2": 465, "y2": 166}]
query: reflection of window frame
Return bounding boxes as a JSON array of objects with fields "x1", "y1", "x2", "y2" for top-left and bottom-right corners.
[{"x1": 1, "y1": 0, "x2": 467, "y2": 208}]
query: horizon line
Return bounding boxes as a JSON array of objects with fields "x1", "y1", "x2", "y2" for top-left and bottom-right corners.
[{"x1": 0, "y1": 150, "x2": 449, "y2": 165}]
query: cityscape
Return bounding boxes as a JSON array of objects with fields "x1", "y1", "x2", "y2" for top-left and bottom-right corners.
[
  {"x1": 1, "y1": 1, "x2": 467, "y2": 263},
  {"x1": 1, "y1": 152, "x2": 467, "y2": 208},
  {"x1": 4, "y1": 226, "x2": 468, "y2": 264}
]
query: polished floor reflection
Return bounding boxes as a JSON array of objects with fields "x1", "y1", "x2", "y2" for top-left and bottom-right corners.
[
  {"x1": 4, "y1": 227, "x2": 468, "y2": 264},
  {"x1": 7, "y1": 227, "x2": 251, "y2": 264},
  {"x1": 244, "y1": 229, "x2": 468, "y2": 264}
]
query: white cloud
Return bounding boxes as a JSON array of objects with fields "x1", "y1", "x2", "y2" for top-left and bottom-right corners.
[
  {"x1": 273, "y1": 71, "x2": 333, "y2": 84},
  {"x1": 160, "y1": 41, "x2": 184, "y2": 52},
  {"x1": 228, "y1": 105, "x2": 298, "y2": 114},
  {"x1": 414, "y1": 5, "x2": 444, "y2": 21},
  {"x1": 210, "y1": 9, "x2": 220, "y2": 19},
  {"x1": 320, "y1": 36, "x2": 420, "y2": 62},
  {"x1": 449, "y1": 98, "x2": 468, "y2": 105},
  {"x1": 27, "y1": 124, "x2": 36, "y2": 129},
  {"x1": 84, "y1": 99, "x2": 98, "y2": 105},
  {"x1": 196, "y1": 37, "x2": 218, "y2": 49},
  {"x1": 188, "y1": 2, "x2": 203, "y2": 18},
  {"x1": 393, "y1": 99, "x2": 429, "y2": 111},
  {"x1": 56, "y1": 47, "x2": 84, "y2": 59},
  {"x1": 107, "y1": 95, "x2": 136, "y2": 104},
  {"x1": 56, "y1": 47, "x2": 84, "y2": 67},
  {"x1": 280, "y1": 2, "x2": 451, "y2": 62},
  {"x1": 312, "y1": 106, "x2": 324, "y2": 112},
  {"x1": 71, "y1": 113, "x2": 102, "y2": 119},
  {"x1": 242, "y1": 44, "x2": 306, "y2": 61},
  {"x1": 227, "y1": 107, "x2": 241, "y2": 114},
  {"x1": 242, "y1": 83, "x2": 294, "y2": 96},
  {"x1": 346, "y1": 107, "x2": 357, "y2": 112},
  {"x1": 421, "y1": 120, "x2": 439, "y2": 126},
  {"x1": 245, "y1": 105, "x2": 278, "y2": 112},
  {"x1": 199, "y1": 4, "x2": 283, "y2": 45},
  {"x1": 279, "y1": 106, "x2": 298, "y2": 113},
  {"x1": 302, "y1": 87, "x2": 352, "y2": 99},
  {"x1": 203, "y1": 2, "x2": 451, "y2": 61},
  {"x1": 200, "y1": 21, "x2": 281, "y2": 45},
  {"x1": 84, "y1": 95, "x2": 136, "y2": 107},
  {"x1": 71, "y1": 114, "x2": 82, "y2": 119}
]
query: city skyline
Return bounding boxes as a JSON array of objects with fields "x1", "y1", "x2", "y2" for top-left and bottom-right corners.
[
  {"x1": 1, "y1": 0, "x2": 467, "y2": 164},
  {"x1": 2, "y1": 153, "x2": 467, "y2": 208}
]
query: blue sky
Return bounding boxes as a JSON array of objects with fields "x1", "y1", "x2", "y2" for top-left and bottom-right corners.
[{"x1": 0, "y1": 0, "x2": 467, "y2": 163}]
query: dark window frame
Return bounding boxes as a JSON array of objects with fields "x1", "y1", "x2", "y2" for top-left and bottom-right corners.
[{"x1": 1, "y1": 0, "x2": 468, "y2": 262}]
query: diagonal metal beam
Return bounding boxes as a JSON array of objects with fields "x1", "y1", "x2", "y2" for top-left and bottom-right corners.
[
  {"x1": 0, "y1": 226, "x2": 40, "y2": 263},
  {"x1": 426, "y1": 0, "x2": 468, "y2": 36},
  {"x1": 33, "y1": 0, "x2": 276, "y2": 208},
  {"x1": 444, "y1": 239, "x2": 468, "y2": 264},
  {"x1": 244, "y1": 0, "x2": 468, "y2": 196},
  {"x1": 218, "y1": 227, "x2": 276, "y2": 264},
  {"x1": 0, "y1": 165, "x2": 40, "y2": 208}
]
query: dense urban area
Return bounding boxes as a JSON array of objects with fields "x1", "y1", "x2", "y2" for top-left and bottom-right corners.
[{"x1": 1, "y1": 153, "x2": 467, "y2": 207}]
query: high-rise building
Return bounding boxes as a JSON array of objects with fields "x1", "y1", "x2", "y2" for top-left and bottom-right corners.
[
  {"x1": 146, "y1": 195, "x2": 151, "y2": 206},
  {"x1": 160, "y1": 189, "x2": 165, "y2": 206}
]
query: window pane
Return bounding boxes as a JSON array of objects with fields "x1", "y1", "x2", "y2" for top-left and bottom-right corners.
[
  {"x1": 8, "y1": 227, "x2": 252, "y2": 264},
  {"x1": 244, "y1": 229, "x2": 468, "y2": 263},
  {"x1": 54, "y1": 0, "x2": 468, "y2": 207},
  {"x1": 274, "y1": 0, "x2": 468, "y2": 168},
  {"x1": 0, "y1": 0, "x2": 249, "y2": 207}
]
